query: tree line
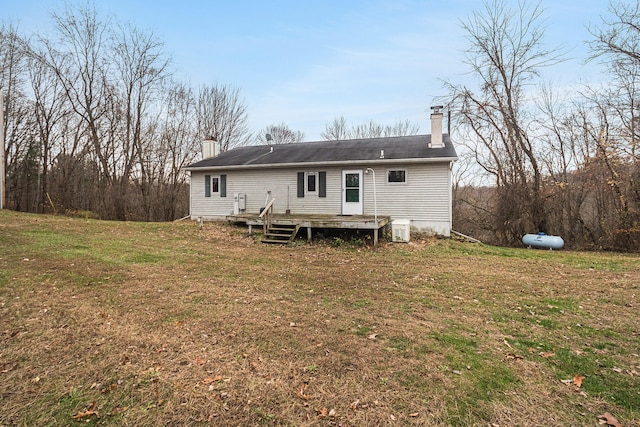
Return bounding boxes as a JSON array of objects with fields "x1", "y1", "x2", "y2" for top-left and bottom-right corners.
[
  {"x1": 0, "y1": 4, "x2": 422, "y2": 222},
  {"x1": 447, "y1": 0, "x2": 640, "y2": 252},
  {"x1": 0, "y1": 4, "x2": 257, "y2": 221}
]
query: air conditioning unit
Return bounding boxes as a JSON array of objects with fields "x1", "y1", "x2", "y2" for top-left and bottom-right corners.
[{"x1": 391, "y1": 219, "x2": 410, "y2": 243}]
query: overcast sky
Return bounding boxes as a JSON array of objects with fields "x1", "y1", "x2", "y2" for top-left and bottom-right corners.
[{"x1": 4, "y1": 0, "x2": 610, "y2": 141}]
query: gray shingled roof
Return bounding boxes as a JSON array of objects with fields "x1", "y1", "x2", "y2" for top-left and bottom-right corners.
[{"x1": 185, "y1": 134, "x2": 457, "y2": 170}]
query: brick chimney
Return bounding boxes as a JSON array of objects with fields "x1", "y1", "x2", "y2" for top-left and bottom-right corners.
[{"x1": 429, "y1": 105, "x2": 444, "y2": 148}]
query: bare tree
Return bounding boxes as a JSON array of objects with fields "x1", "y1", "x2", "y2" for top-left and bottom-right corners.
[
  {"x1": 26, "y1": 50, "x2": 71, "y2": 213},
  {"x1": 0, "y1": 23, "x2": 36, "y2": 211},
  {"x1": 321, "y1": 116, "x2": 349, "y2": 140},
  {"x1": 589, "y1": 1, "x2": 640, "y2": 70},
  {"x1": 349, "y1": 120, "x2": 386, "y2": 139},
  {"x1": 585, "y1": 0, "x2": 640, "y2": 249},
  {"x1": 321, "y1": 116, "x2": 420, "y2": 140},
  {"x1": 384, "y1": 118, "x2": 420, "y2": 137},
  {"x1": 535, "y1": 86, "x2": 596, "y2": 246},
  {"x1": 197, "y1": 84, "x2": 251, "y2": 152},
  {"x1": 256, "y1": 122, "x2": 304, "y2": 145},
  {"x1": 42, "y1": 4, "x2": 112, "y2": 186},
  {"x1": 112, "y1": 22, "x2": 171, "y2": 219},
  {"x1": 446, "y1": 0, "x2": 562, "y2": 245},
  {"x1": 148, "y1": 81, "x2": 199, "y2": 220}
]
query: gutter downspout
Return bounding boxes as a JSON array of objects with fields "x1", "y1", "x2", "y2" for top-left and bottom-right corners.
[{"x1": 366, "y1": 168, "x2": 378, "y2": 244}]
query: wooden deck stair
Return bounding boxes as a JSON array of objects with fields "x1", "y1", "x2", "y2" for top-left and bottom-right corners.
[{"x1": 262, "y1": 223, "x2": 300, "y2": 244}]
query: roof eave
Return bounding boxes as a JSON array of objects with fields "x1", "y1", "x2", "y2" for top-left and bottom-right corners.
[{"x1": 184, "y1": 156, "x2": 458, "y2": 172}]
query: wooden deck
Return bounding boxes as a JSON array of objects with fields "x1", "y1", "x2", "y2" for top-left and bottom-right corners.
[{"x1": 226, "y1": 213, "x2": 391, "y2": 244}]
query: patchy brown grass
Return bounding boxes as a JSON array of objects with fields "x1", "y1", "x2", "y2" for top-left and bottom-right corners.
[{"x1": 1, "y1": 210, "x2": 639, "y2": 426}]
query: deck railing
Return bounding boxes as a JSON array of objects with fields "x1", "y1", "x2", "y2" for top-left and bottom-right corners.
[{"x1": 259, "y1": 198, "x2": 275, "y2": 235}]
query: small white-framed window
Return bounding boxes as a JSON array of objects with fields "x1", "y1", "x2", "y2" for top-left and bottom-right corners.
[
  {"x1": 306, "y1": 172, "x2": 318, "y2": 194},
  {"x1": 387, "y1": 169, "x2": 407, "y2": 184},
  {"x1": 211, "y1": 176, "x2": 220, "y2": 193}
]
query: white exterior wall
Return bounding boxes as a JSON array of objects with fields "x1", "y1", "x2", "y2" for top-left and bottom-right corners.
[
  {"x1": 363, "y1": 163, "x2": 453, "y2": 236},
  {"x1": 189, "y1": 162, "x2": 453, "y2": 236}
]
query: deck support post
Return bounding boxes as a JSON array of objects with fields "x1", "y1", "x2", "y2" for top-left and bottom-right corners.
[
  {"x1": 307, "y1": 227, "x2": 312, "y2": 242},
  {"x1": 374, "y1": 228, "x2": 378, "y2": 246}
]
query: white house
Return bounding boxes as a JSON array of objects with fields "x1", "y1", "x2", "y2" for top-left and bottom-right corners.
[{"x1": 185, "y1": 110, "x2": 457, "y2": 237}]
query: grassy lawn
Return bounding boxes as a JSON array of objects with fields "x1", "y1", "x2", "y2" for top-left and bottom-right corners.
[{"x1": 1, "y1": 210, "x2": 639, "y2": 426}]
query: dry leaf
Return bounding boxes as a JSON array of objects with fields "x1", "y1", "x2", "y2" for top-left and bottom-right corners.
[
  {"x1": 409, "y1": 412, "x2": 419, "y2": 417},
  {"x1": 368, "y1": 333, "x2": 378, "y2": 340},
  {"x1": 539, "y1": 351, "x2": 555, "y2": 358},
  {"x1": 109, "y1": 406, "x2": 128, "y2": 416},
  {"x1": 202, "y1": 375, "x2": 223, "y2": 384},
  {"x1": 573, "y1": 374, "x2": 585, "y2": 388},
  {"x1": 317, "y1": 407, "x2": 328, "y2": 418},
  {"x1": 101, "y1": 383, "x2": 117, "y2": 394},
  {"x1": 350, "y1": 399, "x2": 360, "y2": 411},
  {"x1": 72, "y1": 401, "x2": 99, "y2": 420},
  {"x1": 504, "y1": 353, "x2": 523, "y2": 362},
  {"x1": 296, "y1": 384, "x2": 309, "y2": 400},
  {"x1": 598, "y1": 412, "x2": 622, "y2": 427},
  {"x1": 194, "y1": 357, "x2": 207, "y2": 366}
]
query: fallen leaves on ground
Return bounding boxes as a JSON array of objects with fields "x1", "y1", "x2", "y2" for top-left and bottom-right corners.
[
  {"x1": 573, "y1": 374, "x2": 585, "y2": 388},
  {"x1": 109, "y1": 406, "x2": 128, "y2": 416},
  {"x1": 561, "y1": 374, "x2": 585, "y2": 389},
  {"x1": 598, "y1": 412, "x2": 622, "y2": 427},
  {"x1": 316, "y1": 407, "x2": 328, "y2": 418},
  {"x1": 504, "y1": 352, "x2": 523, "y2": 362},
  {"x1": 202, "y1": 375, "x2": 223, "y2": 384},
  {"x1": 72, "y1": 401, "x2": 99, "y2": 420},
  {"x1": 296, "y1": 383, "x2": 309, "y2": 400}
]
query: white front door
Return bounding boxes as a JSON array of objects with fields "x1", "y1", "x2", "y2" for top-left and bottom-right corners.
[{"x1": 342, "y1": 170, "x2": 363, "y2": 215}]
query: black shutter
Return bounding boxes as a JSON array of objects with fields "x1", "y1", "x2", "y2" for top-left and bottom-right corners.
[
  {"x1": 297, "y1": 172, "x2": 305, "y2": 198},
  {"x1": 319, "y1": 171, "x2": 326, "y2": 198},
  {"x1": 220, "y1": 174, "x2": 227, "y2": 197},
  {"x1": 205, "y1": 174, "x2": 211, "y2": 197}
]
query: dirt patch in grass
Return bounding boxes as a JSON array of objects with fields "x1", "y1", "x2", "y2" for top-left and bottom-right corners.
[{"x1": 1, "y1": 211, "x2": 639, "y2": 426}]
